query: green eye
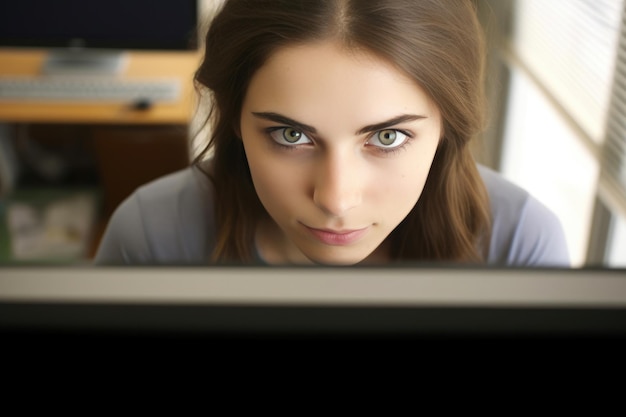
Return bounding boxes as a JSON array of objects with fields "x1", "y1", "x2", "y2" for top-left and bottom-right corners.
[
  {"x1": 268, "y1": 127, "x2": 312, "y2": 146},
  {"x1": 283, "y1": 128, "x2": 302, "y2": 143},
  {"x1": 367, "y1": 129, "x2": 410, "y2": 151},
  {"x1": 377, "y1": 130, "x2": 397, "y2": 146}
]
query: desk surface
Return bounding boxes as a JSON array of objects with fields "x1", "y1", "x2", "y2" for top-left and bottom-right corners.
[{"x1": 0, "y1": 49, "x2": 202, "y2": 125}]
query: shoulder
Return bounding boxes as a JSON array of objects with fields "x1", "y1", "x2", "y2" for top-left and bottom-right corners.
[
  {"x1": 133, "y1": 163, "x2": 212, "y2": 213},
  {"x1": 478, "y1": 165, "x2": 570, "y2": 267},
  {"x1": 94, "y1": 162, "x2": 216, "y2": 264}
]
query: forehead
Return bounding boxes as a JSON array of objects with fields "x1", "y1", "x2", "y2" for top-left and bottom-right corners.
[{"x1": 243, "y1": 40, "x2": 438, "y2": 125}]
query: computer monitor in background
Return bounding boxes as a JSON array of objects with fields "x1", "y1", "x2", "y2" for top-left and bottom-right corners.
[
  {"x1": 0, "y1": 0, "x2": 199, "y2": 75},
  {"x1": 1, "y1": 265, "x2": 625, "y2": 340}
]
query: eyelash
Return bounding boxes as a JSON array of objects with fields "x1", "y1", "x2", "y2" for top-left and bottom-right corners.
[
  {"x1": 369, "y1": 130, "x2": 414, "y2": 156},
  {"x1": 264, "y1": 127, "x2": 414, "y2": 155},
  {"x1": 265, "y1": 127, "x2": 309, "y2": 151}
]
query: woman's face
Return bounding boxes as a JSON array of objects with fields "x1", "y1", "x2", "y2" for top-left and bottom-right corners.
[{"x1": 240, "y1": 40, "x2": 442, "y2": 265}]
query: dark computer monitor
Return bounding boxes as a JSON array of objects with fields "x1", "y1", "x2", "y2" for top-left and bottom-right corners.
[
  {"x1": 1, "y1": 265, "x2": 625, "y2": 341},
  {"x1": 0, "y1": 0, "x2": 199, "y2": 75}
]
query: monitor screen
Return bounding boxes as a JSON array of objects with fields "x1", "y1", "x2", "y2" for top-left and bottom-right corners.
[
  {"x1": 0, "y1": 0, "x2": 199, "y2": 51},
  {"x1": 1, "y1": 265, "x2": 625, "y2": 341}
]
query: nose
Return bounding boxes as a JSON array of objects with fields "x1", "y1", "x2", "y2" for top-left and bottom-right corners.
[{"x1": 312, "y1": 151, "x2": 363, "y2": 217}]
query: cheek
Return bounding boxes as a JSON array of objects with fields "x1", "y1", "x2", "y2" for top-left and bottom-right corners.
[
  {"x1": 252, "y1": 163, "x2": 288, "y2": 199},
  {"x1": 376, "y1": 151, "x2": 435, "y2": 205},
  {"x1": 245, "y1": 146, "x2": 308, "y2": 209},
  {"x1": 377, "y1": 173, "x2": 426, "y2": 213}
]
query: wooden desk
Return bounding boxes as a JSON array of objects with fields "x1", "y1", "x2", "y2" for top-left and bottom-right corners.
[
  {"x1": 0, "y1": 49, "x2": 202, "y2": 125},
  {"x1": 0, "y1": 49, "x2": 204, "y2": 260}
]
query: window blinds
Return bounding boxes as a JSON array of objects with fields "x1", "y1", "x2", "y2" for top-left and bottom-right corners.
[
  {"x1": 601, "y1": 5, "x2": 626, "y2": 219},
  {"x1": 507, "y1": 0, "x2": 626, "y2": 218}
]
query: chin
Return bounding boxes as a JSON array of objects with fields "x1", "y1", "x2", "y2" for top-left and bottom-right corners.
[{"x1": 303, "y1": 250, "x2": 372, "y2": 266}]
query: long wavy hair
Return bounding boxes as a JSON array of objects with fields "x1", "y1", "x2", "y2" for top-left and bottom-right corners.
[{"x1": 193, "y1": 0, "x2": 491, "y2": 263}]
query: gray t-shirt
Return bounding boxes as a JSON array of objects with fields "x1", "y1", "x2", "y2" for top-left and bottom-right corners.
[{"x1": 94, "y1": 163, "x2": 570, "y2": 266}]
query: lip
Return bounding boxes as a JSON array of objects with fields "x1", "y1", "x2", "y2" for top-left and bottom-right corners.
[{"x1": 303, "y1": 224, "x2": 369, "y2": 246}]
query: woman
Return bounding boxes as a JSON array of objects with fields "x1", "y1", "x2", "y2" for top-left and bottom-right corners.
[{"x1": 95, "y1": 0, "x2": 569, "y2": 266}]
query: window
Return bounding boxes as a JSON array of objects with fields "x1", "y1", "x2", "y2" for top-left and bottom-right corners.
[{"x1": 483, "y1": 0, "x2": 626, "y2": 267}]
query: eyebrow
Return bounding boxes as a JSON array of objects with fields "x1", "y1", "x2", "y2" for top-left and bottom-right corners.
[
  {"x1": 356, "y1": 114, "x2": 427, "y2": 135},
  {"x1": 252, "y1": 112, "x2": 427, "y2": 136},
  {"x1": 252, "y1": 112, "x2": 317, "y2": 134}
]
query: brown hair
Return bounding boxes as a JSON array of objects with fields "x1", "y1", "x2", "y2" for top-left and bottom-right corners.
[{"x1": 193, "y1": 0, "x2": 491, "y2": 263}]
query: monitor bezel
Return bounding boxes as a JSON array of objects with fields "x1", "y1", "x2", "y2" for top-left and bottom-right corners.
[{"x1": 1, "y1": 265, "x2": 626, "y2": 340}]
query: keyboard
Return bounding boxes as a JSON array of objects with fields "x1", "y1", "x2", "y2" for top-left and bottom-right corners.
[{"x1": 0, "y1": 77, "x2": 182, "y2": 102}]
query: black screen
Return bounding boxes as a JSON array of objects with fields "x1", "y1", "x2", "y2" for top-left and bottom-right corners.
[{"x1": 0, "y1": 0, "x2": 198, "y2": 50}]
